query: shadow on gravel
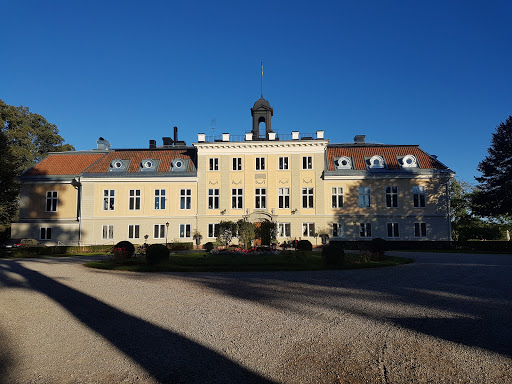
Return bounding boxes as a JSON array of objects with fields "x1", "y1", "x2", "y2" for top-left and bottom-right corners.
[
  {"x1": 176, "y1": 254, "x2": 512, "y2": 358},
  {"x1": 0, "y1": 326, "x2": 16, "y2": 384},
  {"x1": 0, "y1": 260, "x2": 275, "y2": 384}
]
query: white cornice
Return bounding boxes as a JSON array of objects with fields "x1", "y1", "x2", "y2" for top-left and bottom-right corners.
[
  {"x1": 81, "y1": 177, "x2": 198, "y2": 183},
  {"x1": 194, "y1": 140, "x2": 329, "y2": 155}
]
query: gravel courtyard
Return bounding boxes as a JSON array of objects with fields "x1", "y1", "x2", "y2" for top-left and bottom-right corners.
[{"x1": 0, "y1": 252, "x2": 511, "y2": 384}]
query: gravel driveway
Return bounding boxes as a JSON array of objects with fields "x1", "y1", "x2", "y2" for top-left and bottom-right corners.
[{"x1": 0, "y1": 252, "x2": 511, "y2": 383}]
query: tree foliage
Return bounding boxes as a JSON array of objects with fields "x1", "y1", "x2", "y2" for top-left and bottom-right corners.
[
  {"x1": 472, "y1": 115, "x2": 512, "y2": 218},
  {"x1": 216, "y1": 221, "x2": 238, "y2": 248},
  {"x1": 0, "y1": 130, "x2": 19, "y2": 229},
  {"x1": 236, "y1": 219, "x2": 256, "y2": 249},
  {"x1": 257, "y1": 221, "x2": 277, "y2": 246}
]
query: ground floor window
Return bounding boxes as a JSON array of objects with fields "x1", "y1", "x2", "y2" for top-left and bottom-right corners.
[
  {"x1": 278, "y1": 223, "x2": 291, "y2": 237},
  {"x1": 40, "y1": 227, "x2": 52, "y2": 240},
  {"x1": 180, "y1": 224, "x2": 191, "y2": 238},
  {"x1": 302, "y1": 222, "x2": 315, "y2": 237},
  {"x1": 332, "y1": 223, "x2": 344, "y2": 237},
  {"x1": 359, "y1": 223, "x2": 372, "y2": 238},
  {"x1": 154, "y1": 224, "x2": 165, "y2": 239},
  {"x1": 208, "y1": 223, "x2": 217, "y2": 238},
  {"x1": 414, "y1": 222, "x2": 427, "y2": 237},
  {"x1": 128, "y1": 224, "x2": 140, "y2": 239},
  {"x1": 102, "y1": 225, "x2": 114, "y2": 240},
  {"x1": 387, "y1": 222, "x2": 400, "y2": 238}
]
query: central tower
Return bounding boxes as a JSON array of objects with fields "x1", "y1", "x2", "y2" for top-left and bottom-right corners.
[{"x1": 251, "y1": 96, "x2": 273, "y2": 140}]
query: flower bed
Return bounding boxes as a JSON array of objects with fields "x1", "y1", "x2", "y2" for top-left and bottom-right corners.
[{"x1": 211, "y1": 246, "x2": 280, "y2": 256}]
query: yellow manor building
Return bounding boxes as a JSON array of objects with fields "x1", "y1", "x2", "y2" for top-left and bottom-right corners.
[{"x1": 12, "y1": 97, "x2": 454, "y2": 245}]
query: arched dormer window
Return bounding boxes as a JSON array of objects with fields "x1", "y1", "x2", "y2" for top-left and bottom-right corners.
[
  {"x1": 335, "y1": 156, "x2": 353, "y2": 170},
  {"x1": 401, "y1": 154, "x2": 418, "y2": 168},
  {"x1": 369, "y1": 155, "x2": 385, "y2": 169}
]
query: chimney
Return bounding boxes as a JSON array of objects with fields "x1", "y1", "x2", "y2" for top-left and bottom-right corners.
[
  {"x1": 354, "y1": 135, "x2": 366, "y2": 144},
  {"x1": 174, "y1": 126, "x2": 178, "y2": 144},
  {"x1": 149, "y1": 140, "x2": 156, "y2": 149},
  {"x1": 162, "y1": 137, "x2": 173, "y2": 147},
  {"x1": 96, "y1": 137, "x2": 111, "y2": 150}
]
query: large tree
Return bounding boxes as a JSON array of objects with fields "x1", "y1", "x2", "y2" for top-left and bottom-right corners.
[
  {"x1": 472, "y1": 116, "x2": 512, "y2": 218},
  {"x1": 0, "y1": 100, "x2": 74, "y2": 231}
]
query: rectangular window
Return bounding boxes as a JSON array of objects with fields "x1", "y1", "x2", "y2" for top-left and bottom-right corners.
[
  {"x1": 331, "y1": 187, "x2": 344, "y2": 208},
  {"x1": 302, "y1": 222, "x2": 315, "y2": 237},
  {"x1": 358, "y1": 187, "x2": 371, "y2": 208},
  {"x1": 102, "y1": 225, "x2": 114, "y2": 240},
  {"x1": 154, "y1": 189, "x2": 166, "y2": 210},
  {"x1": 208, "y1": 189, "x2": 219, "y2": 209},
  {"x1": 40, "y1": 227, "x2": 52, "y2": 240},
  {"x1": 154, "y1": 224, "x2": 165, "y2": 239},
  {"x1": 332, "y1": 223, "x2": 344, "y2": 237},
  {"x1": 128, "y1": 224, "x2": 140, "y2": 239},
  {"x1": 387, "y1": 222, "x2": 400, "y2": 238},
  {"x1": 208, "y1": 223, "x2": 217, "y2": 238},
  {"x1": 232, "y1": 188, "x2": 243, "y2": 209},
  {"x1": 359, "y1": 223, "x2": 372, "y2": 238},
  {"x1": 179, "y1": 224, "x2": 191, "y2": 238},
  {"x1": 302, "y1": 156, "x2": 313, "y2": 170},
  {"x1": 232, "y1": 157, "x2": 242, "y2": 171},
  {"x1": 278, "y1": 187, "x2": 290, "y2": 209},
  {"x1": 278, "y1": 223, "x2": 291, "y2": 237},
  {"x1": 255, "y1": 157, "x2": 265, "y2": 170},
  {"x1": 302, "y1": 187, "x2": 314, "y2": 208},
  {"x1": 45, "y1": 191, "x2": 58, "y2": 212},
  {"x1": 278, "y1": 156, "x2": 289, "y2": 170},
  {"x1": 386, "y1": 186, "x2": 398, "y2": 208},
  {"x1": 180, "y1": 189, "x2": 192, "y2": 210},
  {"x1": 255, "y1": 188, "x2": 266, "y2": 209},
  {"x1": 103, "y1": 190, "x2": 115, "y2": 211},
  {"x1": 414, "y1": 222, "x2": 427, "y2": 237},
  {"x1": 129, "y1": 190, "x2": 141, "y2": 210},
  {"x1": 209, "y1": 158, "x2": 219, "y2": 171},
  {"x1": 413, "y1": 186, "x2": 426, "y2": 207}
]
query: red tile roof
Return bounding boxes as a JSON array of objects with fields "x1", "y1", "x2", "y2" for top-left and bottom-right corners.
[
  {"x1": 23, "y1": 153, "x2": 107, "y2": 176},
  {"x1": 84, "y1": 149, "x2": 196, "y2": 173},
  {"x1": 327, "y1": 145, "x2": 447, "y2": 171}
]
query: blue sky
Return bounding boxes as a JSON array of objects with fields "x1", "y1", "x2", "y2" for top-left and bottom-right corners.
[{"x1": 2, "y1": 0, "x2": 511, "y2": 184}]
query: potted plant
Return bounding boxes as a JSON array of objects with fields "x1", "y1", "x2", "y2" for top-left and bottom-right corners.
[{"x1": 193, "y1": 230, "x2": 203, "y2": 246}]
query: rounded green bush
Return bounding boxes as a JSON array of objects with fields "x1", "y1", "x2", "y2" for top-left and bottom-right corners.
[
  {"x1": 146, "y1": 244, "x2": 170, "y2": 266},
  {"x1": 112, "y1": 241, "x2": 135, "y2": 263},
  {"x1": 204, "y1": 242, "x2": 214, "y2": 252},
  {"x1": 296, "y1": 239, "x2": 312, "y2": 251},
  {"x1": 322, "y1": 243, "x2": 345, "y2": 267}
]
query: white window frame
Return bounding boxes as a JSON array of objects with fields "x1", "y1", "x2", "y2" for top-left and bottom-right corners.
[
  {"x1": 103, "y1": 190, "x2": 115, "y2": 211},
  {"x1": 208, "y1": 189, "x2": 220, "y2": 209},
  {"x1": 302, "y1": 222, "x2": 315, "y2": 237},
  {"x1": 255, "y1": 188, "x2": 266, "y2": 209},
  {"x1": 102, "y1": 225, "x2": 114, "y2": 240},
  {"x1": 278, "y1": 223, "x2": 291, "y2": 237},
  {"x1": 179, "y1": 224, "x2": 191, "y2": 238},
  {"x1": 302, "y1": 187, "x2": 314, "y2": 209},
  {"x1": 154, "y1": 189, "x2": 166, "y2": 210},
  {"x1": 40, "y1": 227, "x2": 52, "y2": 240},
  {"x1": 359, "y1": 223, "x2": 372, "y2": 238},
  {"x1": 278, "y1": 187, "x2": 290, "y2": 209},
  {"x1": 255, "y1": 157, "x2": 266, "y2": 171},
  {"x1": 387, "y1": 222, "x2": 400, "y2": 238},
  {"x1": 278, "y1": 156, "x2": 289, "y2": 170},
  {"x1": 386, "y1": 186, "x2": 398, "y2": 208},
  {"x1": 332, "y1": 223, "x2": 344, "y2": 237},
  {"x1": 209, "y1": 157, "x2": 219, "y2": 171},
  {"x1": 128, "y1": 224, "x2": 140, "y2": 239},
  {"x1": 331, "y1": 187, "x2": 344, "y2": 208},
  {"x1": 180, "y1": 189, "x2": 192, "y2": 210},
  {"x1": 232, "y1": 188, "x2": 243, "y2": 209},
  {"x1": 232, "y1": 157, "x2": 242, "y2": 171},
  {"x1": 154, "y1": 224, "x2": 165, "y2": 239},
  {"x1": 208, "y1": 223, "x2": 217, "y2": 238},
  {"x1": 413, "y1": 186, "x2": 426, "y2": 208},
  {"x1": 129, "y1": 189, "x2": 141, "y2": 210},
  {"x1": 302, "y1": 156, "x2": 313, "y2": 170},
  {"x1": 358, "y1": 187, "x2": 371, "y2": 208},
  {"x1": 414, "y1": 222, "x2": 427, "y2": 237},
  {"x1": 45, "y1": 191, "x2": 58, "y2": 212}
]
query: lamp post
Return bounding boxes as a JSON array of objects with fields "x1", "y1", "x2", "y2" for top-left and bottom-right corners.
[{"x1": 165, "y1": 222, "x2": 169, "y2": 246}]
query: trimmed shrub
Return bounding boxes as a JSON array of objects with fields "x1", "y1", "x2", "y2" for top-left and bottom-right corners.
[
  {"x1": 322, "y1": 243, "x2": 345, "y2": 267},
  {"x1": 146, "y1": 244, "x2": 170, "y2": 266},
  {"x1": 296, "y1": 239, "x2": 313, "y2": 252},
  {"x1": 168, "y1": 242, "x2": 194, "y2": 251},
  {"x1": 204, "y1": 242, "x2": 214, "y2": 252},
  {"x1": 111, "y1": 241, "x2": 135, "y2": 263}
]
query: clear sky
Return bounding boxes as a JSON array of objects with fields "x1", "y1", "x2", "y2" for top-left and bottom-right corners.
[{"x1": 1, "y1": 0, "x2": 511, "y2": 184}]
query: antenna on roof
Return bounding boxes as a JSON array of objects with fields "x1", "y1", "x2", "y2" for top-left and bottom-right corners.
[
  {"x1": 211, "y1": 119, "x2": 215, "y2": 138},
  {"x1": 260, "y1": 61, "x2": 263, "y2": 98}
]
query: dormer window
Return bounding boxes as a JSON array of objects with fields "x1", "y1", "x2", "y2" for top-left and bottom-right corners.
[
  {"x1": 401, "y1": 154, "x2": 418, "y2": 168},
  {"x1": 113, "y1": 160, "x2": 123, "y2": 169},
  {"x1": 110, "y1": 159, "x2": 127, "y2": 172},
  {"x1": 143, "y1": 160, "x2": 153, "y2": 169},
  {"x1": 335, "y1": 156, "x2": 353, "y2": 170},
  {"x1": 369, "y1": 155, "x2": 385, "y2": 169},
  {"x1": 171, "y1": 158, "x2": 187, "y2": 172}
]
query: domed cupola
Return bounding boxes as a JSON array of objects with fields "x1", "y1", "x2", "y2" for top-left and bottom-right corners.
[{"x1": 251, "y1": 96, "x2": 273, "y2": 140}]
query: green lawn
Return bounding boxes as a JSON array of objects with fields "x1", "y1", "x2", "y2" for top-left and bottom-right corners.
[{"x1": 85, "y1": 251, "x2": 413, "y2": 272}]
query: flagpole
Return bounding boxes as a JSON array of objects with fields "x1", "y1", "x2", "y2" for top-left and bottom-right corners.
[{"x1": 261, "y1": 61, "x2": 263, "y2": 98}]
